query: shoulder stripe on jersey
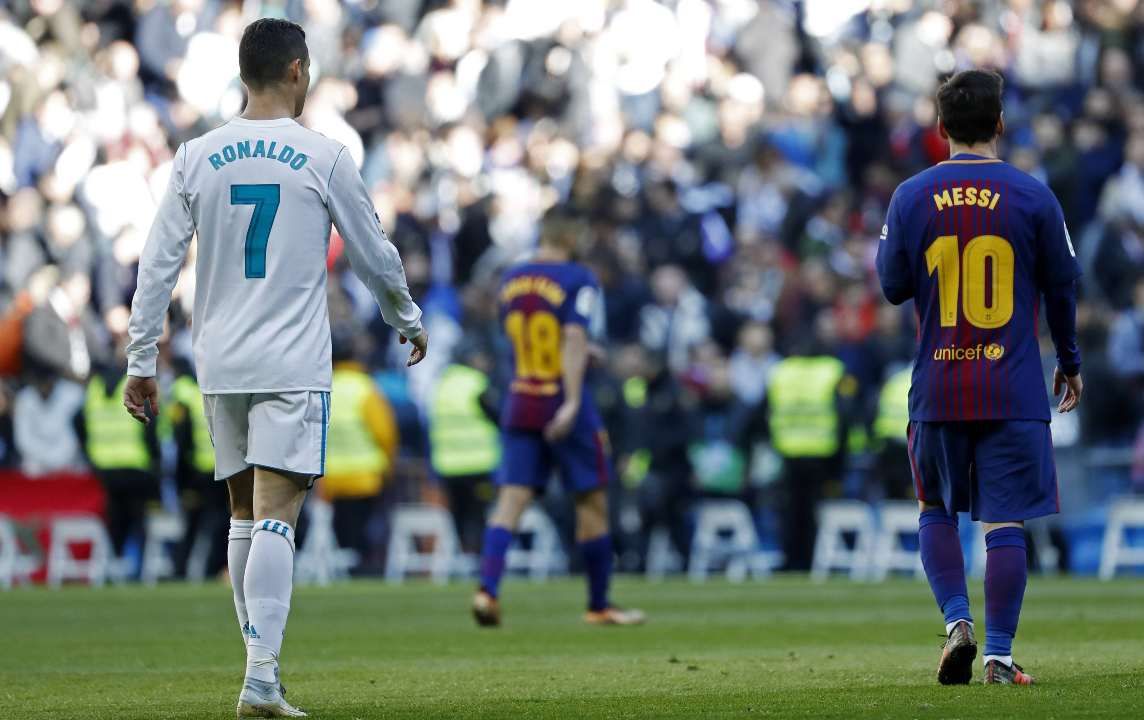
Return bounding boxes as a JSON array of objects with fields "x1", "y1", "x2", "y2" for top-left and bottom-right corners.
[{"x1": 326, "y1": 146, "x2": 346, "y2": 201}]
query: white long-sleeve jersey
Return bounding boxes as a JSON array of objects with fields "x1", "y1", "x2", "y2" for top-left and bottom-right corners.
[{"x1": 127, "y1": 116, "x2": 422, "y2": 393}]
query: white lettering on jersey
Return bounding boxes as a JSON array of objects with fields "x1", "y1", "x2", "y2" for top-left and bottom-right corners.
[{"x1": 880, "y1": 224, "x2": 888, "y2": 242}]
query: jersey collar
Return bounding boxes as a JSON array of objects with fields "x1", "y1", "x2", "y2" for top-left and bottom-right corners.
[{"x1": 942, "y1": 152, "x2": 1002, "y2": 164}]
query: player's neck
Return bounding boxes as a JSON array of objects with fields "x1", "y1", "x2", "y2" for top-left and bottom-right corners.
[
  {"x1": 534, "y1": 247, "x2": 570, "y2": 263},
  {"x1": 241, "y1": 91, "x2": 297, "y2": 122},
  {"x1": 947, "y1": 140, "x2": 998, "y2": 160}
]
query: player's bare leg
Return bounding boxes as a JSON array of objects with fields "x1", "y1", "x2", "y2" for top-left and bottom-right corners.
[
  {"x1": 981, "y1": 520, "x2": 1033, "y2": 685},
  {"x1": 918, "y1": 500, "x2": 976, "y2": 684},
  {"x1": 237, "y1": 467, "x2": 309, "y2": 718},
  {"x1": 474, "y1": 486, "x2": 533, "y2": 627},
  {"x1": 577, "y1": 489, "x2": 644, "y2": 626}
]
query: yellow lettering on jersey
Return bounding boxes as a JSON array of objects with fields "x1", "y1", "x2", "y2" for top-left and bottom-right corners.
[
  {"x1": 499, "y1": 276, "x2": 567, "y2": 307},
  {"x1": 932, "y1": 186, "x2": 1001, "y2": 212}
]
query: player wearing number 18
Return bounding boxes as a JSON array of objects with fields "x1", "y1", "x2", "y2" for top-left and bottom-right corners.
[
  {"x1": 472, "y1": 210, "x2": 644, "y2": 628},
  {"x1": 124, "y1": 19, "x2": 427, "y2": 717},
  {"x1": 877, "y1": 70, "x2": 1083, "y2": 688}
]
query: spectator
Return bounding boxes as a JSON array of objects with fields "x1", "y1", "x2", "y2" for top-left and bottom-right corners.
[
  {"x1": 321, "y1": 330, "x2": 401, "y2": 574},
  {"x1": 639, "y1": 264, "x2": 710, "y2": 374},
  {"x1": 728, "y1": 320, "x2": 780, "y2": 408},
  {"x1": 12, "y1": 367, "x2": 84, "y2": 476}
]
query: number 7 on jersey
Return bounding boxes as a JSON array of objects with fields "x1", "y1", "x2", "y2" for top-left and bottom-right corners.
[{"x1": 230, "y1": 184, "x2": 280, "y2": 279}]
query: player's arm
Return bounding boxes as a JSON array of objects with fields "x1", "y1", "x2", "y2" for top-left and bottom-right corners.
[
  {"x1": 544, "y1": 324, "x2": 589, "y2": 443},
  {"x1": 326, "y1": 147, "x2": 427, "y2": 366},
  {"x1": 875, "y1": 190, "x2": 914, "y2": 305},
  {"x1": 124, "y1": 145, "x2": 195, "y2": 423},
  {"x1": 1037, "y1": 194, "x2": 1083, "y2": 412},
  {"x1": 543, "y1": 278, "x2": 598, "y2": 442}
]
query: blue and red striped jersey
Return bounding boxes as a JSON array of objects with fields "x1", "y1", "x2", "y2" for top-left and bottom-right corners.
[
  {"x1": 876, "y1": 153, "x2": 1081, "y2": 421},
  {"x1": 498, "y1": 260, "x2": 601, "y2": 431}
]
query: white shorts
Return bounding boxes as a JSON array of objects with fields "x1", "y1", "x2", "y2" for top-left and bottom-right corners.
[{"x1": 202, "y1": 391, "x2": 330, "y2": 482}]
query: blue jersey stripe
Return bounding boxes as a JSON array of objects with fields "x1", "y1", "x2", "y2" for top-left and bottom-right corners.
[{"x1": 320, "y1": 392, "x2": 328, "y2": 474}]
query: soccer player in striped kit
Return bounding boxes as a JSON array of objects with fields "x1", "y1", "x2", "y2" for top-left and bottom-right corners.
[{"x1": 876, "y1": 70, "x2": 1082, "y2": 686}]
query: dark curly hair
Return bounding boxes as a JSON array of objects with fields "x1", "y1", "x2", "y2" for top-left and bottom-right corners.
[{"x1": 936, "y1": 70, "x2": 1004, "y2": 146}]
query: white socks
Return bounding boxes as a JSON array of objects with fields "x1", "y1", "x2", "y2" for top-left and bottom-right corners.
[
  {"x1": 244, "y1": 519, "x2": 296, "y2": 683},
  {"x1": 228, "y1": 519, "x2": 254, "y2": 646},
  {"x1": 945, "y1": 619, "x2": 973, "y2": 636},
  {"x1": 984, "y1": 654, "x2": 1013, "y2": 667}
]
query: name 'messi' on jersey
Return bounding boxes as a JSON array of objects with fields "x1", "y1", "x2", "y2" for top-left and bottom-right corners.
[
  {"x1": 207, "y1": 138, "x2": 309, "y2": 171},
  {"x1": 932, "y1": 185, "x2": 1001, "y2": 211}
]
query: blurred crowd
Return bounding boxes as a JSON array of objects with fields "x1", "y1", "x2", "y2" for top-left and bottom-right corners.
[{"x1": 2, "y1": 0, "x2": 1144, "y2": 575}]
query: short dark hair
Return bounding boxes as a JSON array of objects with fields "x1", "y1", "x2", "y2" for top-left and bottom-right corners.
[
  {"x1": 936, "y1": 70, "x2": 1004, "y2": 145},
  {"x1": 239, "y1": 18, "x2": 308, "y2": 90},
  {"x1": 539, "y1": 207, "x2": 584, "y2": 252}
]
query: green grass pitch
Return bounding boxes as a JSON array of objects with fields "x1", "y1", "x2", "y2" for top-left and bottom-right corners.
[{"x1": 2, "y1": 577, "x2": 1142, "y2": 719}]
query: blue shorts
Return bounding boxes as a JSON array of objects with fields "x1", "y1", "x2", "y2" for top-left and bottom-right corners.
[
  {"x1": 907, "y1": 420, "x2": 1059, "y2": 522},
  {"x1": 496, "y1": 426, "x2": 612, "y2": 495}
]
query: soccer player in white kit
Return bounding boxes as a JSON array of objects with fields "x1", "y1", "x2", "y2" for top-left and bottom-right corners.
[{"x1": 123, "y1": 19, "x2": 427, "y2": 717}]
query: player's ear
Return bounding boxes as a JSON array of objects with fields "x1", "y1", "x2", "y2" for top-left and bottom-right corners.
[
  {"x1": 937, "y1": 120, "x2": 948, "y2": 141},
  {"x1": 996, "y1": 113, "x2": 1005, "y2": 139}
]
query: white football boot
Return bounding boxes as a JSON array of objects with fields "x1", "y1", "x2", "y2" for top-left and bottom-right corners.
[{"x1": 236, "y1": 674, "x2": 307, "y2": 718}]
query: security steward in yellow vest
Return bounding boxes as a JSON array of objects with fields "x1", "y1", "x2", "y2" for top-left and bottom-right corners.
[
  {"x1": 764, "y1": 353, "x2": 856, "y2": 571},
  {"x1": 319, "y1": 336, "x2": 398, "y2": 571},
  {"x1": 428, "y1": 341, "x2": 501, "y2": 554},
  {"x1": 872, "y1": 365, "x2": 913, "y2": 499},
  {"x1": 166, "y1": 363, "x2": 228, "y2": 577},
  {"x1": 82, "y1": 363, "x2": 159, "y2": 558}
]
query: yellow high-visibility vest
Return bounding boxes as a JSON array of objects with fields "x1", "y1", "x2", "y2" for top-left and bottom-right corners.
[
  {"x1": 85, "y1": 375, "x2": 150, "y2": 471},
  {"x1": 170, "y1": 375, "x2": 214, "y2": 474},
  {"x1": 874, "y1": 367, "x2": 912, "y2": 444},
  {"x1": 325, "y1": 370, "x2": 389, "y2": 481},
  {"x1": 429, "y1": 364, "x2": 501, "y2": 477},
  {"x1": 767, "y1": 356, "x2": 845, "y2": 458}
]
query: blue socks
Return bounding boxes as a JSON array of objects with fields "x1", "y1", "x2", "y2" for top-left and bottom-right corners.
[
  {"x1": 578, "y1": 534, "x2": 613, "y2": 612},
  {"x1": 984, "y1": 527, "x2": 1027, "y2": 659},
  {"x1": 919, "y1": 512, "x2": 1028, "y2": 660},
  {"x1": 478, "y1": 526, "x2": 513, "y2": 598},
  {"x1": 919, "y1": 509, "x2": 972, "y2": 627},
  {"x1": 479, "y1": 527, "x2": 613, "y2": 611}
]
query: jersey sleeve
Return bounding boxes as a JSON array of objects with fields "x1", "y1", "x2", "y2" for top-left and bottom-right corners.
[
  {"x1": 326, "y1": 146, "x2": 423, "y2": 340},
  {"x1": 875, "y1": 188, "x2": 914, "y2": 305},
  {"x1": 1035, "y1": 191, "x2": 1082, "y2": 288},
  {"x1": 562, "y1": 269, "x2": 600, "y2": 329},
  {"x1": 126, "y1": 144, "x2": 195, "y2": 378}
]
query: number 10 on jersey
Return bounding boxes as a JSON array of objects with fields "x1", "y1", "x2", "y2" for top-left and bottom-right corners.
[
  {"x1": 230, "y1": 184, "x2": 280, "y2": 279},
  {"x1": 925, "y1": 234, "x2": 1014, "y2": 329}
]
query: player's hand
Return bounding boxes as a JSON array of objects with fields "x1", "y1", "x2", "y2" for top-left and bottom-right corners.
[
  {"x1": 1053, "y1": 368, "x2": 1082, "y2": 413},
  {"x1": 123, "y1": 375, "x2": 160, "y2": 424},
  {"x1": 400, "y1": 330, "x2": 429, "y2": 367},
  {"x1": 587, "y1": 343, "x2": 607, "y2": 367},
  {"x1": 543, "y1": 402, "x2": 579, "y2": 443}
]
